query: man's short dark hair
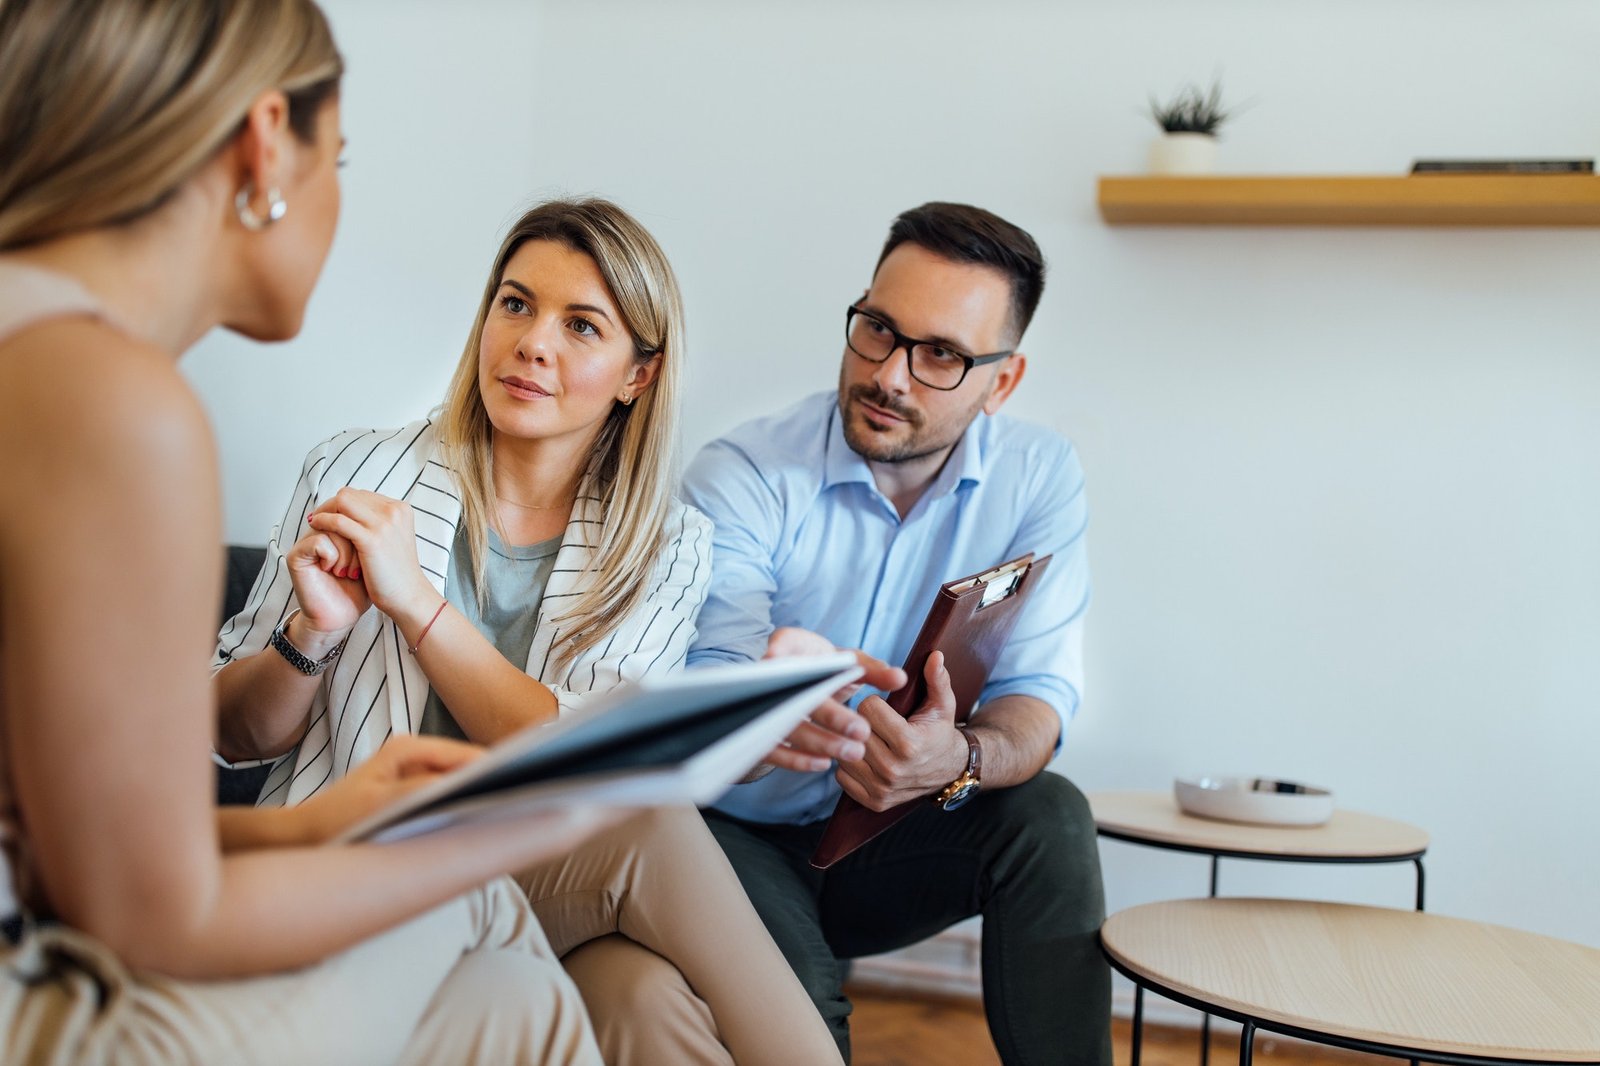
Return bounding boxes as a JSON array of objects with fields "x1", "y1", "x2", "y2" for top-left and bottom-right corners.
[{"x1": 875, "y1": 202, "x2": 1047, "y2": 344}]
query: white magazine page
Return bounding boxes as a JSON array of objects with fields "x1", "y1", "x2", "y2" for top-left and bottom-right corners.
[
  {"x1": 335, "y1": 653, "x2": 860, "y2": 844},
  {"x1": 364, "y1": 769, "x2": 681, "y2": 844}
]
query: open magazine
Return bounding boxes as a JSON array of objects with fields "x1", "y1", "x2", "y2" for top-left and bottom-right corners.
[{"x1": 335, "y1": 652, "x2": 862, "y2": 844}]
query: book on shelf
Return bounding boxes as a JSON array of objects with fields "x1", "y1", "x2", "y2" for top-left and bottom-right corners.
[
  {"x1": 335, "y1": 653, "x2": 861, "y2": 844},
  {"x1": 1410, "y1": 159, "x2": 1593, "y2": 174}
]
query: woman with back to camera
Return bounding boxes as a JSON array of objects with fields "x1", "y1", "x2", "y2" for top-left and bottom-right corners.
[
  {"x1": 0, "y1": 1, "x2": 620, "y2": 1062},
  {"x1": 210, "y1": 197, "x2": 849, "y2": 1066}
]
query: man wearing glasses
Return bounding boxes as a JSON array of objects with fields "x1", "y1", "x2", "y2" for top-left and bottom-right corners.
[{"x1": 683, "y1": 203, "x2": 1110, "y2": 1065}]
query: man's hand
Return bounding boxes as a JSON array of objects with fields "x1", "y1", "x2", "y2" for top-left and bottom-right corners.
[
  {"x1": 755, "y1": 627, "x2": 908, "y2": 774},
  {"x1": 835, "y1": 651, "x2": 969, "y2": 812}
]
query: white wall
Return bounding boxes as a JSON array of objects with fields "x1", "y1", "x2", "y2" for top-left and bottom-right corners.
[{"x1": 185, "y1": 0, "x2": 1600, "y2": 955}]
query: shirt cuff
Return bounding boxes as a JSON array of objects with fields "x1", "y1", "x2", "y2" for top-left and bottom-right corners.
[
  {"x1": 211, "y1": 749, "x2": 278, "y2": 771},
  {"x1": 976, "y1": 679, "x2": 1077, "y2": 754}
]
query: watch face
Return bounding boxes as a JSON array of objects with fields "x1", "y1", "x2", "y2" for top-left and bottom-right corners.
[{"x1": 941, "y1": 779, "x2": 979, "y2": 811}]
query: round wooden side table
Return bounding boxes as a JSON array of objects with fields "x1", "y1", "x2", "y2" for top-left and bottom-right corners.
[
  {"x1": 1089, "y1": 789, "x2": 1431, "y2": 1064},
  {"x1": 1090, "y1": 790, "x2": 1430, "y2": 907},
  {"x1": 1101, "y1": 898, "x2": 1600, "y2": 1065}
]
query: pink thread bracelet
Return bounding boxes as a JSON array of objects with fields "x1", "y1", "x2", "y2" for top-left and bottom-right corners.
[{"x1": 408, "y1": 601, "x2": 448, "y2": 655}]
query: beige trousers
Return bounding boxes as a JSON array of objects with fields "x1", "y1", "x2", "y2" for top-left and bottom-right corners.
[
  {"x1": 518, "y1": 807, "x2": 842, "y2": 1066},
  {"x1": 0, "y1": 877, "x2": 601, "y2": 1066}
]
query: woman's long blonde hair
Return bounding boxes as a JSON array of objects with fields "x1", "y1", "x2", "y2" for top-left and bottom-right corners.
[
  {"x1": 440, "y1": 199, "x2": 685, "y2": 671},
  {"x1": 0, "y1": 0, "x2": 342, "y2": 251}
]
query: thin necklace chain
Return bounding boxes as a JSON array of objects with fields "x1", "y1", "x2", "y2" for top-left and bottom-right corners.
[{"x1": 495, "y1": 493, "x2": 575, "y2": 511}]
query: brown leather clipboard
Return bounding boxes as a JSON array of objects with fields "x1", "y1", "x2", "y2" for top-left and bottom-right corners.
[{"x1": 809, "y1": 551, "x2": 1052, "y2": 869}]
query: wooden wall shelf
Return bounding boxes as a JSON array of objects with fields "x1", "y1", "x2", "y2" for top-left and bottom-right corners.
[{"x1": 1097, "y1": 174, "x2": 1600, "y2": 226}]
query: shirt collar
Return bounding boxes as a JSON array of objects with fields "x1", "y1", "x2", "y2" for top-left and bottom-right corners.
[
  {"x1": 938, "y1": 415, "x2": 987, "y2": 494},
  {"x1": 823, "y1": 401, "x2": 876, "y2": 489},
  {"x1": 822, "y1": 398, "x2": 989, "y2": 498}
]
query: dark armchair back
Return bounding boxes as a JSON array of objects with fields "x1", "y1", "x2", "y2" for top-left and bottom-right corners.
[{"x1": 216, "y1": 546, "x2": 271, "y2": 806}]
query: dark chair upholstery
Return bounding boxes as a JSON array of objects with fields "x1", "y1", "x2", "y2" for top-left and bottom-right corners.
[{"x1": 216, "y1": 546, "x2": 272, "y2": 806}]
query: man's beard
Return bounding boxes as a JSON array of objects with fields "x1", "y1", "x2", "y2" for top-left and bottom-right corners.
[{"x1": 839, "y1": 384, "x2": 943, "y2": 464}]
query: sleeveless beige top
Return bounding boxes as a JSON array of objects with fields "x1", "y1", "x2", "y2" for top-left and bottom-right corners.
[{"x1": 0, "y1": 260, "x2": 109, "y2": 921}]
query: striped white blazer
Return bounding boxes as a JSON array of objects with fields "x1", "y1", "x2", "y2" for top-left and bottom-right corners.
[{"x1": 212, "y1": 418, "x2": 713, "y2": 808}]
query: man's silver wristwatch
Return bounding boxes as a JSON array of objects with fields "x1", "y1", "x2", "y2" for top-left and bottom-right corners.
[{"x1": 269, "y1": 609, "x2": 346, "y2": 676}]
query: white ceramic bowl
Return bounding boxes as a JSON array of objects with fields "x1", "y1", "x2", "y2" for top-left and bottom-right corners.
[{"x1": 1173, "y1": 776, "x2": 1334, "y2": 827}]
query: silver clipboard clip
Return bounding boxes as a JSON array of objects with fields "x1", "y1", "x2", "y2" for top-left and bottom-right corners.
[{"x1": 950, "y1": 557, "x2": 1031, "y2": 609}]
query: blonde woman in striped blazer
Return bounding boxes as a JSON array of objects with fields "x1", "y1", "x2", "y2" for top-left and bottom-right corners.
[{"x1": 213, "y1": 200, "x2": 842, "y2": 1066}]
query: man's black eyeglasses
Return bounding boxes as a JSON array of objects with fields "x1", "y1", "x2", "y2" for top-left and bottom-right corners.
[{"x1": 844, "y1": 306, "x2": 1012, "y2": 391}]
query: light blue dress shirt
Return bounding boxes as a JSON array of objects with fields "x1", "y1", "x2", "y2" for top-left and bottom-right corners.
[{"x1": 684, "y1": 390, "x2": 1090, "y2": 825}]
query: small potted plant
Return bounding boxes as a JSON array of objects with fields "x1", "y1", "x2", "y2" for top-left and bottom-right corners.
[{"x1": 1148, "y1": 80, "x2": 1231, "y2": 175}]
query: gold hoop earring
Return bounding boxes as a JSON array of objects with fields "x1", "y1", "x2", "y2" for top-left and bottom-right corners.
[
  {"x1": 235, "y1": 182, "x2": 287, "y2": 231},
  {"x1": 619, "y1": 393, "x2": 634, "y2": 406}
]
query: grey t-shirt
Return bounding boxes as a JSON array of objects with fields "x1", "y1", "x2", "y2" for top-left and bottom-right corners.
[{"x1": 418, "y1": 522, "x2": 563, "y2": 740}]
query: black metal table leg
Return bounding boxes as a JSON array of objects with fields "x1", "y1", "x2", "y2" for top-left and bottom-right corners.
[
  {"x1": 1199, "y1": 854, "x2": 1219, "y2": 1066},
  {"x1": 1131, "y1": 982, "x2": 1144, "y2": 1066},
  {"x1": 1413, "y1": 855, "x2": 1427, "y2": 1066},
  {"x1": 1096, "y1": 823, "x2": 1431, "y2": 1066},
  {"x1": 1238, "y1": 1020, "x2": 1255, "y2": 1066}
]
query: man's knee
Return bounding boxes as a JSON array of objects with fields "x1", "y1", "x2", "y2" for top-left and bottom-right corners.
[
  {"x1": 977, "y1": 773, "x2": 1104, "y2": 915},
  {"x1": 982, "y1": 772, "x2": 1097, "y2": 851}
]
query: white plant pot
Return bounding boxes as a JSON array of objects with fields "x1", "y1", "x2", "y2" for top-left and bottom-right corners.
[{"x1": 1149, "y1": 132, "x2": 1218, "y2": 175}]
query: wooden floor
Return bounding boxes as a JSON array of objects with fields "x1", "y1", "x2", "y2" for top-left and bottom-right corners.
[{"x1": 849, "y1": 988, "x2": 1389, "y2": 1066}]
